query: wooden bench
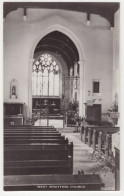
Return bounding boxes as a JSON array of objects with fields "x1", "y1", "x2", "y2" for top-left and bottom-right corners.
[
  {"x1": 4, "y1": 132, "x2": 61, "y2": 137},
  {"x1": 4, "y1": 141, "x2": 73, "y2": 175},
  {"x1": 4, "y1": 143, "x2": 73, "y2": 161},
  {"x1": 4, "y1": 126, "x2": 56, "y2": 131},
  {"x1": 4, "y1": 158, "x2": 73, "y2": 175},
  {"x1": 4, "y1": 128, "x2": 57, "y2": 132},
  {"x1": 4, "y1": 128, "x2": 67, "y2": 144},
  {"x1": 4, "y1": 126, "x2": 73, "y2": 175},
  {"x1": 81, "y1": 126, "x2": 119, "y2": 143},
  {"x1": 4, "y1": 174, "x2": 104, "y2": 191},
  {"x1": 4, "y1": 125, "x2": 55, "y2": 129},
  {"x1": 4, "y1": 135, "x2": 65, "y2": 140},
  {"x1": 4, "y1": 138, "x2": 68, "y2": 145},
  {"x1": 80, "y1": 126, "x2": 119, "y2": 155},
  {"x1": 115, "y1": 147, "x2": 120, "y2": 190},
  {"x1": 4, "y1": 131, "x2": 59, "y2": 135}
]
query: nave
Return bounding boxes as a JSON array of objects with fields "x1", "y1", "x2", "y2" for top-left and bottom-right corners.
[
  {"x1": 4, "y1": 125, "x2": 119, "y2": 191},
  {"x1": 4, "y1": 125, "x2": 105, "y2": 191}
]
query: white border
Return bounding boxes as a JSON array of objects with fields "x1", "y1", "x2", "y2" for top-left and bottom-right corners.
[{"x1": 0, "y1": 1, "x2": 123, "y2": 196}]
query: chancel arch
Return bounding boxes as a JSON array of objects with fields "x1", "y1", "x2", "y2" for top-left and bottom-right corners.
[{"x1": 28, "y1": 25, "x2": 85, "y2": 119}]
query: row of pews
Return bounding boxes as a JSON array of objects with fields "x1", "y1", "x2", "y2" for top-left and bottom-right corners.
[
  {"x1": 80, "y1": 125, "x2": 120, "y2": 191},
  {"x1": 80, "y1": 126, "x2": 120, "y2": 156},
  {"x1": 4, "y1": 125, "x2": 104, "y2": 191},
  {"x1": 4, "y1": 126, "x2": 73, "y2": 175}
]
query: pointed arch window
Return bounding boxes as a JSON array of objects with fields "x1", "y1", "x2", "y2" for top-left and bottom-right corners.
[{"x1": 32, "y1": 53, "x2": 60, "y2": 96}]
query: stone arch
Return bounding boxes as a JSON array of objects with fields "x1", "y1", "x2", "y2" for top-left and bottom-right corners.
[
  {"x1": 30, "y1": 24, "x2": 84, "y2": 61},
  {"x1": 28, "y1": 24, "x2": 85, "y2": 118}
]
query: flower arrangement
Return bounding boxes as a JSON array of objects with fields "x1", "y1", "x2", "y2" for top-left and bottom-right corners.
[
  {"x1": 108, "y1": 93, "x2": 118, "y2": 112},
  {"x1": 108, "y1": 103, "x2": 118, "y2": 112},
  {"x1": 89, "y1": 150, "x2": 115, "y2": 176},
  {"x1": 68, "y1": 101, "x2": 79, "y2": 112},
  {"x1": 73, "y1": 113, "x2": 84, "y2": 132},
  {"x1": 74, "y1": 113, "x2": 84, "y2": 126},
  {"x1": 66, "y1": 101, "x2": 86, "y2": 129},
  {"x1": 66, "y1": 101, "x2": 79, "y2": 126},
  {"x1": 27, "y1": 113, "x2": 38, "y2": 125}
]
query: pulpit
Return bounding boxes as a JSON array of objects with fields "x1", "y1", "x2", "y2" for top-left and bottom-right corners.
[{"x1": 85, "y1": 104, "x2": 101, "y2": 124}]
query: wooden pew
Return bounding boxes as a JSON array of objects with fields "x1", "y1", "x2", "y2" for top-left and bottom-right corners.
[
  {"x1": 4, "y1": 135, "x2": 65, "y2": 140},
  {"x1": 97, "y1": 132, "x2": 112, "y2": 155},
  {"x1": 4, "y1": 143, "x2": 73, "y2": 159},
  {"x1": 4, "y1": 126, "x2": 56, "y2": 131},
  {"x1": 4, "y1": 125, "x2": 54, "y2": 129},
  {"x1": 4, "y1": 131, "x2": 58, "y2": 134},
  {"x1": 80, "y1": 126, "x2": 119, "y2": 156},
  {"x1": 81, "y1": 126, "x2": 119, "y2": 143},
  {"x1": 81, "y1": 126, "x2": 119, "y2": 145},
  {"x1": 4, "y1": 128, "x2": 57, "y2": 132},
  {"x1": 4, "y1": 126, "x2": 56, "y2": 129},
  {"x1": 115, "y1": 147, "x2": 120, "y2": 190},
  {"x1": 4, "y1": 132, "x2": 61, "y2": 137},
  {"x1": 4, "y1": 174, "x2": 104, "y2": 191},
  {"x1": 4, "y1": 126, "x2": 58, "y2": 132},
  {"x1": 4, "y1": 158, "x2": 72, "y2": 175},
  {"x1": 4, "y1": 142, "x2": 73, "y2": 174},
  {"x1": 4, "y1": 129, "x2": 67, "y2": 144},
  {"x1": 4, "y1": 126, "x2": 73, "y2": 175},
  {"x1": 4, "y1": 138, "x2": 68, "y2": 145}
]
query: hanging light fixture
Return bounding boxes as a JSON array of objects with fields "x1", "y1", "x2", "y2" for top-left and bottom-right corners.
[
  {"x1": 86, "y1": 13, "x2": 91, "y2": 26},
  {"x1": 23, "y1": 8, "x2": 27, "y2": 21}
]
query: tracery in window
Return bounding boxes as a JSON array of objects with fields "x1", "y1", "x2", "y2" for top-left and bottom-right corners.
[{"x1": 32, "y1": 53, "x2": 60, "y2": 96}]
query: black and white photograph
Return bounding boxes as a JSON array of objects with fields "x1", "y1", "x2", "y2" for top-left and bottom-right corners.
[{"x1": 2, "y1": 1, "x2": 121, "y2": 192}]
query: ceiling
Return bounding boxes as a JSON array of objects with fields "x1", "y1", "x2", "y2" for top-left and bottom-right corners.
[
  {"x1": 34, "y1": 31, "x2": 79, "y2": 70},
  {"x1": 4, "y1": 2, "x2": 119, "y2": 71},
  {"x1": 4, "y1": 2, "x2": 119, "y2": 27}
]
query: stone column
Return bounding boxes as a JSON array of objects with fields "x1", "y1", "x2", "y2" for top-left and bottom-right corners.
[
  {"x1": 70, "y1": 67, "x2": 73, "y2": 76},
  {"x1": 74, "y1": 62, "x2": 78, "y2": 76},
  {"x1": 28, "y1": 58, "x2": 34, "y2": 118},
  {"x1": 79, "y1": 60, "x2": 85, "y2": 117}
]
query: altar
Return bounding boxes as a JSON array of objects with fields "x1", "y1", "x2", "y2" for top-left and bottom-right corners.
[
  {"x1": 34, "y1": 116, "x2": 64, "y2": 128},
  {"x1": 32, "y1": 97, "x2": 60, "y2": 115}
]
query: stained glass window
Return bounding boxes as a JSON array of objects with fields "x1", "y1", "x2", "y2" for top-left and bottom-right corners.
[{"x1": 32, "y1": 53, "x2": 60, "y2": 96}]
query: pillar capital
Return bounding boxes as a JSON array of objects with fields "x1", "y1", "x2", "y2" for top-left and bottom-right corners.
[
  {"x1": 78, "y1": 60, "x2": 85, "y2": 64},
  {"x1": 29, "y1": 58, "x2": 35, "y2": 63},
  {"x1": 79, "y1": 62, "x2": 85, "y2": 117}
]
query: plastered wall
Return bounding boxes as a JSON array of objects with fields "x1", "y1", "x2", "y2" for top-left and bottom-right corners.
[
  {"x1": 4, "y1": 8, "x2": 114, "y2": 117},
  {"x1": 112, "y1": 10, "x2": 120, "y2": 111}
]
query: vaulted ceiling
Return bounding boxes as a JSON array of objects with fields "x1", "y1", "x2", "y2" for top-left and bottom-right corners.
[{"x1": 4, "y1": 2, "x2": 119, "y2": 27}]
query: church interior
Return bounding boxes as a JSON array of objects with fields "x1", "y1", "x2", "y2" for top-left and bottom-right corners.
[{"x1": 3, "y1": 2, "x2": 120, "y2": 191}]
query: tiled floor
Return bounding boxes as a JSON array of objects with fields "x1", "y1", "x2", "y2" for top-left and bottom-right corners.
[{"x1": 59, "y1": 130, "x2": 115, "y2": 191}]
